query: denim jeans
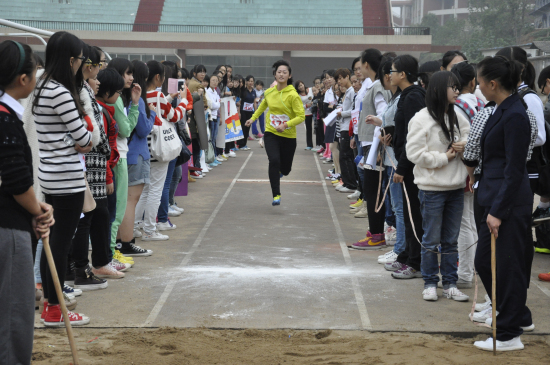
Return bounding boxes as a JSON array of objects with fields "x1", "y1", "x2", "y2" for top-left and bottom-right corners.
[
  {"x1": 169, "y1": 165, "x2": 182, "y2": 206},
  {"x1": 209, "y1": 118, "x2": 219, "y2": 154},
  {"x1": 156, "y1": 158, "x2": 177, "y2": 223},
  {"x1": 419, "y1": 188, "x2": 464, "y2": 289},
  {"x1": 388, "y1": 168, "x2": 405, "y2": 255},
  {"x1": 252, "y1": 113, "x2": 265, "y2": 135},
  {"x1": 383, "y1": 168, "x2": 396, "y2": 228}
]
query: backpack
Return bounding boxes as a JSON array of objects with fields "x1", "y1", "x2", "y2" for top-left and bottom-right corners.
[{"x1": 455, "y1": 97, "x2": 485, "y2": 122}]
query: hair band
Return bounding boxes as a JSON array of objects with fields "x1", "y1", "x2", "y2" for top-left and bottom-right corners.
[{"x1": 9, "y1": 40, "x2": 25, "y2": 75}]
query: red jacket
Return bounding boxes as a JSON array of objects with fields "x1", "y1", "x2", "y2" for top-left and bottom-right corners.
[{"x1": 97, "y1": 100, "x2": 119, "y2": 185}]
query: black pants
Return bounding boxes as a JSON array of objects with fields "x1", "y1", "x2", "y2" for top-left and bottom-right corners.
[
  {"x1": 362, "y1": 167, "x2": 385, "y2": 235},
  {"x1": 340, "y1": 135, "x2": 357, "y2": 189},
  {"x1": 305, "y1": 115, "x2": 313, "y2": 148},
  {"x1": 475, "y1": 205, "x2": 533, "y2": 341},
  {"x1": 263, "y1": 131, "x2": 297, "y2": 197},
  {"x1": 71, "y1": 198, "x2": 110, "y2": 269},
  {"x1": 224, "y1": 141, "x2": 235, "y2": 154},
  {"x1": 238, "y1": 111, "x2": 253, "y2": 148},
  {"x1": 41, "y1": 192, "x2": 85, "y2": 305},
  {"x1": 192, "y1": 137, "x2": 201, "y2": 168},
  {"x1": 396, "y1": 172, "x2": 422, "y2": 271},
  {"x1": 315, "y1": 117, "x2": 325, "y2": 146}
]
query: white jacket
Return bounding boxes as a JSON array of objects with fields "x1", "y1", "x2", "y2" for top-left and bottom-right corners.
[{"x1": 406, "y1": 107, "x2": 470, "y2": 191}]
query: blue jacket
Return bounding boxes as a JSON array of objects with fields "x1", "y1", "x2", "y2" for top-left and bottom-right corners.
[
  {"x1": 127, "y1": 98, "x2": 156, "y2": 165},
  {"x1": 478, "y1": 93, "x2": 533, "y2": 220}
]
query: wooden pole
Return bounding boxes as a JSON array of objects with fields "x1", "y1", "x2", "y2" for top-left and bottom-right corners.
[
  {"x1": 42, "y1": 236, "x2": 80, "y2": 364},
  {"x1": 491, "y1": 233, "x2": 497, "y2": 356}
]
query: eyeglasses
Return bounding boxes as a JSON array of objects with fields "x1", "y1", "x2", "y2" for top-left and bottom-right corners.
[
  {"x1": 74, "y1": 56, "x2": 86, "y2": 62},
  {"x1": 449, "y1": 85, "x2": 459, "y2": 93},
  {"x1": 116, "y1": 90, "x2": 123, "y2": 95}
]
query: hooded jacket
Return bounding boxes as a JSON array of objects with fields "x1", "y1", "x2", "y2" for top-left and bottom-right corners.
[
  {"x1": 393, "y1": 84, "x2": 426, "y2": 176},
  {"x1": 251, "y1": 85, "x2": 305, "y2": 138}
]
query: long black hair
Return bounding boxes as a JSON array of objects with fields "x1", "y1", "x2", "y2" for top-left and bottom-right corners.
[
  {"x1": 232, "y1": 74, "x2": 244, "y2": 98},
  {"x1": 496, "y1": 46, "x2": 536, "y2": 90},
  {"x1": 418, "y1": 60, "x2": 441, "y2": 90},
  {"x1": 97, "y1": 68, "x2": 125, "y2": 100},
  {"x1": 0, "y1": 40, "x2": 36, "y2": 97},
  {"x1": 425, "y1": 71, "x2": 460, "y2": 143},
  {"x1": 33, "y1": 31, "x2": 85, "y2": 115},
  {"x1": 161, "y1": 61, "x2": 178, "y2": 95},
  {"x1": 107, "y1": 58, "x2": 133, "y2": 107},
  {"x1": 378, "y1": 57, "x2": 400, "y2": 101},
  {"x1": 360, "y1": 48, "x2": 383, "y2": 80},
  {"x1": 450, "y1": 61, "x2": 476, "y2": 93},
  {"x1": 441, "y1": 50, "x2": 467, "y2": 70},
  {"x1": 131, "y1": 60, "x2": 150, "y2": 118}
]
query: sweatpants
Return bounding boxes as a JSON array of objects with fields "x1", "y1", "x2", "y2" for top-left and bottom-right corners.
[
  {"x1": 135, "y1": 161, "x2": 169, "y2": 234},
  {"x1": 339, "y1": 134, "x2": 357, "y2": 189},
  {"x1": 362, "y1": 167, "x2": 386, "y2": 235},
  {"x1": 72, "y1": 198, "x2": 110, "y2": 269},
  {"x1": 110, "y1": 158, "x2": 128, "y2": 255},
  {"x1": 263, "y1": 131, "x2": 297, "y2": 197},
  {"x1": 396, "y1": 172, "x2": 422, "y2": 271},
  {"x1": 457, "y1": 192, "x2": 477, "y2": 282},
  {"x1": 0, "y1": 227, "x2": 34, "y2": 365},
  {"x1": 475, "y1": 205, "x2": 534, "y2": 341},
  {"x1": 41, "y1": 192, "x2": 85, "y2": 305},
  {"x1": 305, "y1": 115, "x2": 313, "y2": 148}
]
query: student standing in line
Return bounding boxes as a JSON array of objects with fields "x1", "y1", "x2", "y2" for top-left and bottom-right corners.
[
  {"x1": 33, "y1": 31, "x2": 93, "y2": 327},
  {"x1": 469, "y1": 55, "x2": 535, "y2": 352},
  {"x1": 207, "y1": 74, "x2": 222, "y2": 160},
  {"x1": 440, "y1": 50, "x2": 467, "y2": 71},
  {"x1": 245, "y1": 60, "x2": 305, "y2": 206},
  {"x1": 295, "y1": 80, "x2": 314, "y2": 150},
  {"x1": 385, "y1": 55, "x2": 426, "y2": 279},
  {"x1": 106, "y1": 58, "x2": 142, "y2": 259},
  {"x1": 252, "y1": 79, "x2": 265, "y2": 138},
  {"x1": 239, "y1": 75, "x2": 257, "y2": 150},
  {"x1": 406, "y1": 71, "x2": 470, "y2": 302},
  {"x1": 0, "y1": 40, "x2": 54, "y2": 364},
  {"x1": 188, "y1": 64, "x2": 207, "y2": 170}
]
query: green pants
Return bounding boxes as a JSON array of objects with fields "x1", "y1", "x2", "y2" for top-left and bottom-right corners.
[{"x1": 110, "y1": 158, "x2": 128, "y2": 253}]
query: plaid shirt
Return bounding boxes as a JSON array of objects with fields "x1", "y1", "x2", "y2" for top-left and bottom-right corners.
[{"x1": 464, "y1": 106, "x2": 537, "y2": 175}]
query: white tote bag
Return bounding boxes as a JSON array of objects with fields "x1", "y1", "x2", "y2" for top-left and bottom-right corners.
[{"x1": 150, "y1": 96, "x2": 182, "y2": 162}]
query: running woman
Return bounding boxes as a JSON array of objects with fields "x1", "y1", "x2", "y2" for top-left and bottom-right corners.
[{"x1": 245, "y1": 60, "x2": 305, "y2": 206}]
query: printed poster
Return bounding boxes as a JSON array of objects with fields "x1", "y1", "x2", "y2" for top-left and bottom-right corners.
[{"x1": 221, "y1": 97, "x2": 244, "y2": 143}]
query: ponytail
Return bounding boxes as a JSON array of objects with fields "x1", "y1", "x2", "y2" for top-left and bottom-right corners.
[{"x1": 477, "y1": 55, "x2": 521, "y2": 94}]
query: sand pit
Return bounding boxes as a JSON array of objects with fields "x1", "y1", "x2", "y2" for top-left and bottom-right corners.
[{"x1": 31, "y1": 328, "x2": 550, "y2": 364}]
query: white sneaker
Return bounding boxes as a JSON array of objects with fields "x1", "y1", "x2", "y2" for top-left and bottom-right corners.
[
  {"x1": 168, "y1": 206, "x2": 182, "y2": 217},
  {"x1": 216, "y1": 156, "x2": 225, "y2": 162},
  {"x1": 475, "y1": 294, "x2": 492, "y2": 312},
  {"x1": 347, "y1": 190, "x2": 361, "y2": 200},
  {"x1": 133, "y1": 229, "x2": 142, "y2": 238},
  {"x1": 202, "y1": 166, "x2": 209, "y2": 173},
  {"x1": 472, "y1": 307, "x2": 498, "y2": 323},
  {"x1": 259, "y1": 138, "x2": 264, "y2": 148},
  {"x1": 474, "y1": 336, "x2": 524, "y2": 352},
  {"x1": 378, "y1": 250, "x2": 398, "y2": 264},
  {"x1": 141, "y1": 231, "x2": 169, "y2": 241},
  {"x1": 385, "y1": 226, "x2": 397, "y2": 242},
  {"x1": 422, "y1": 287, "x2": 438, "y2": 301},
  {"x1": 170, "y1": 204, "x2": 184, "y2": 213},
  {"x1": 339, "y1": 186, "x2": 355, "y2": 193},
  {"x1": 228, "y1": 151, "x2": 237, "y2": 158},
  {"x1": 157, "y1": 221, "x2": 176, "y2": 231},
  {"x1": 484, "y1": 317, "x2": 535, "y2": 332},
  {"x1": 442, "y1": 287, "x2": 469, "y2": 302}
]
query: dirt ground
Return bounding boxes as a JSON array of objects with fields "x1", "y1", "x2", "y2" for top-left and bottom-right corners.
[{"x1": 31, "y1": 328, "x2": 550, "y2": 365}]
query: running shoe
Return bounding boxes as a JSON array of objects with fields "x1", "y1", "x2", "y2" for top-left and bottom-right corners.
[
  {"x1": 228, "y1": 151, "x2": 237, "y2": 158},
  {"x1": 157, "y1": 220, "x2": 177, "y2": 231},
  {"x1": 240, "y1": 146, "x2": 251, "y2": 151},
  {"x1": 385, "y1": 261, "x2": 403, "y2": 272},
  {"x1": 391, "y1": 264, "x2": 422, "y2": 279},
  {"x1": 168, "y1": 206, "x2": 182, "y2": 217},
  {"x1": 347, "y1": 190, "x2": 360, "y2": 200},
  {"x1": 378, "y1": 250, "x2": 398, "y2": 264},
  {"x1": 170, "y1": 204, "x2": 184, "y2": 213},
  {"x1": 339, "y1": 186, "x2": 355, "y2": 193},
  {"x1": 272, "y1": 195, "x2": 281, "y2": 206}
]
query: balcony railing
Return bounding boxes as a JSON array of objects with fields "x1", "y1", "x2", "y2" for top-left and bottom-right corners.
[
  {"x1": 4, "y1": 20, "x2": 430, "y2": 36},
  {"x1": 534, "y1": 0, "x2": 550, "y2": 12}
]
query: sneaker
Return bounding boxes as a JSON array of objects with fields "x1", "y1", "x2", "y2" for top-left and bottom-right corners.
[
  {"x1": 40, "y1": 300, "x2": 48, "y2": 322},
  {"x1": 228, "y1": 151, "x2": 237, "y2": 158},
  {"x1": 63, "y1": 284, "x2": 82, "y2": 297},
  {"x1": 110, "y1": 259, "x2": 131, "y2": 272},
  {"x1": 532, "y1": 207, "x2": 550, "y2": 225},
  {"x1": 422, "y1": 287, "x2": 438, "y2": 301},
  {"x1": 391, "y1": 265, "x2": 422, "y2": 279},
  {"x1": 257, "y1": 133, "x2": 264, "y2": 138},
  {"x1": 475, "y1": 294, "x2": 492, "y2": 312},
  {"x1": 133, "y1": 228, "x2": 142, "y2": 238},
  {"x1": 385, "y1": 226, "x2": 397, "y2": 242},
  {"x1": 350, "y1": 199, "x2": 363, "y2": 209},
  {"x1": 191, "y1": 171, "x2": 203, "y2": 178},
  {"x1": 456, "y1": 278, "x2": 473, "y2": 289},
  {"x1": 74, "y1": 266, "x2": 108, "y2": 291},
  {"x1": 241, "y1": 146, "x2": 251, "y2": 151},
  {"x1": 231, "y1": 147, "x2": 239, "y2": 152},
  {"x1": 474, "y1": 336, "x2": 524, "y2": 352},
  {"x1": 354, "y1": 203, "x2": 368, "y2": 218},
  {"x1": 442, "y1": 287, "x2": 469, "y2": 301},
  {"x1": 378, "y1": 250, "x2": 398, "y2": 264},
  {"x1": 65, "y1": 261, "x2": 75, "y2": 285},
  {"x1": 114, "y1": 250, "x2": 134, "y2": 267},
  {"x1": 352, "y1": 233, "x2": 386, "y2": 250},
  {"x1": 312, "y1": 146, "x2": 321, "y2": 152},
  {"x1": 259, "y1": 138, "x2": 264, "y2": 148},
  {"x1": 335, "y1": 184, "x2": 345, "y2": 191},
  {"x1": 93, "y1": 264, "x2": 125, "y2": 279},
  {"x1": 305, "y1": 146, "x2": 313, "y2": 150},
  {"x1": 248, "y1": 136, "x2": 256, "y2": 141},
  {"x1": 385, "y1": 261, "x2": 403, "y2": 272},
  {"x1": 272, "y1": 195, "x2": 281, "y2": 206},
  {"x1": 339, "y1": 186, "x2": 355, "y2": 193},
  {"x1": 141, "y1": 231, "x2": 169, "y2": 241},
  {"x1": 118, "y1": 241, "x2": 154, "y2": 256},
  {"x1": 168, "y1": 206, "x2": 182, "y2": 217},
  {"x1": 472, "y1": 307, "x2": 498, "y2": 323},
  {"x1": 171, "y1": 204, "x2": 184, "y2": 213},
  {"x1": 347, "y1": 190, "x2": 361, "y2": 200},
  {"x1": 63, "y1": 292, "x2": 77, "y2": 311},
  {"x1": 538, "y1": 272, "x2": 550, "y2": 281},
  {"x1": 216, "y1": 156, "x2": 225, "y2": 162},
  {"x1": 157, "y1": 220, "x2": 177, "y2": 231},
  {"x1": 323, "y1": 159, "x2": 333, "y2": 163},
  {"x1": 485, "y1": 317, "x2": 535, "y2": 332},
  {"x1": 43, "y1": 304, "x2": 90, "y2": 327}
]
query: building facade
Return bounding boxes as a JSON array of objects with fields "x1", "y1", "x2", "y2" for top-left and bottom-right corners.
[{"x1": 392, "y1": 0, "x2": 470, "y2": 26}]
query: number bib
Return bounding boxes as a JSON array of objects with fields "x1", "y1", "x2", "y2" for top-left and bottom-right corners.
[
  {"x1": 351, "y1": 110, "x2": 359, "y2": 127},
  {"x1": 270, "y1": 114, "x2": 290, "y2": 129},
  {"x1": 243, "y1": 102, "x2": 254, "y2": 112}
]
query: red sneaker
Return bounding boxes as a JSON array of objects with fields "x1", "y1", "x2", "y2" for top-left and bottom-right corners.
[
  {"x1": 43, "y1": 304, "x2": 90, "y2": 327},
  {"x1": 539, "y1": 272, "x2": 550, "y2": 282},
  {"x1": 40, "y1": 300, "x2": 48, "y2": 323}
]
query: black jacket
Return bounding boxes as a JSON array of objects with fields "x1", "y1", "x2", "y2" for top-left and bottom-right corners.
[{"x1": 393, "y1": 85, "x2": 426, "y2": 176}]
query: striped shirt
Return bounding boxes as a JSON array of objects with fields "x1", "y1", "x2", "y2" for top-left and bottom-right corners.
[
  {"x1": 146, "y1": 90, "x2": 185, "y2": 162},
  {"x1": 34, "y1": 80, "x2": 92, "y2": 194}
]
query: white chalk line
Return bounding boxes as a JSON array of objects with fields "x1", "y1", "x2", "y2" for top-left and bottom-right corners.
[
  {"x1": 237, "y1": 179, "x2": 323, "y2": 184},
  {"x1": 314, "y1": 154, "x2": 373, "y2": 330},
  {"x1": 141, "y1": 152, "x2": 254, "y2": 327},
  {"x1": 531, "y1": 279, "x2": 550, "y2": 298}
]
